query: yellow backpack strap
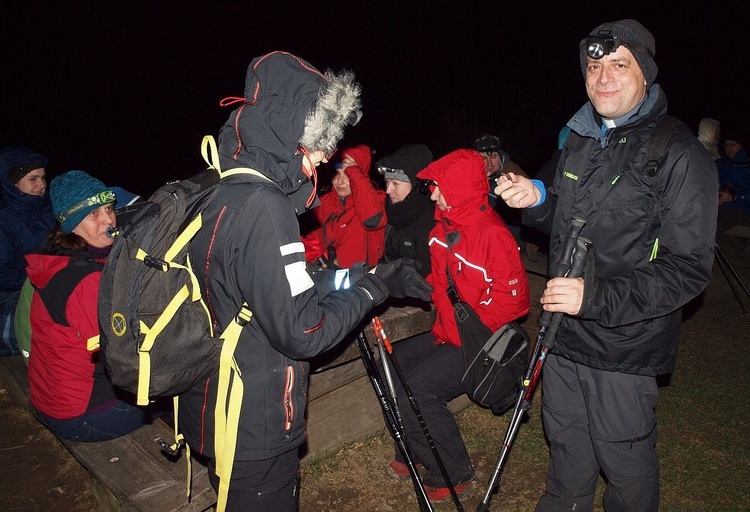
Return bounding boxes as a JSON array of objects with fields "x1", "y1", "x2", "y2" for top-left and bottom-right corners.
[
  {"x1": 201, "y1": 135, "x2": 222, "y2": 172},
  {"x1": 86, "y1": 335, "x2": 100, "y2": 351},
  {"x1": 213, "y1": 303, "x2": 252, "y2": 512}
]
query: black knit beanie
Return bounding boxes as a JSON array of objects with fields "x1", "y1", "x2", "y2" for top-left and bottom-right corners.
[
  {"x1": 579, "y1": 19, "x2": 658, "y2": 87},
  {"x1": 8, "y1": 155, "x2": 48, "y2": 183}
]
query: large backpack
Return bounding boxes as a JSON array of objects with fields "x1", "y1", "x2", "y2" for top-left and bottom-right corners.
[{"x1": 98, "y1": 137, "x2": 264, "y2": 511}]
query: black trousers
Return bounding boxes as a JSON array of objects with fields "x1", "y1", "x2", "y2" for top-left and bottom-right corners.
[
  {"x1": 208, "y1": 449, "x2": 300, "y2": 511},
  {"x1": 390, "y1": 332, "x2": 474, "y2": 487},
  {"x1": 536, "y1": 354, "x2": 660, "y2": 512}
]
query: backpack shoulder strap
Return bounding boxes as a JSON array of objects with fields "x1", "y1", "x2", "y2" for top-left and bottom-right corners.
[
  {"x1": 645, "y1": 115, "x2": 685, "y2": 261},
  {"x1": 646, "y1": 115, "x2": 684, "y2": 178},
  {"x1": 201, "y1": 134, "x2": 272, "y2": 183}
]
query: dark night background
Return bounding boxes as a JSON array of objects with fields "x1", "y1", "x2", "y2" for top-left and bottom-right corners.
[{"x1": 3, "y1": 1, "x2": 749, "y2": 198}]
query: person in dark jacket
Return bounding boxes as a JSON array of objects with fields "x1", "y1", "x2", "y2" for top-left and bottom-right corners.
[
  {"x1": 178, "y1": 51, "x2": 431, "y2": 512},
  {"x1": 716, "y1": 134, "x2": 750, "y2": 238},
  {"x1": 473, "y1": 134, "x2": 527, "y2": 254},
  {"x1": 0, "y1": 147, "x2": 55, "y2": 356},
  {"x1": 495, "y1": 20, "x2": 717, "y2": 511},
  {"x1": 377, "y1": 143, "x2": 434, "y2": 277}
]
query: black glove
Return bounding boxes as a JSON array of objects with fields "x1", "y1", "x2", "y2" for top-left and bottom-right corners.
[{"x1": 374, "y1": 258, "x2": 433, "y2": 302}]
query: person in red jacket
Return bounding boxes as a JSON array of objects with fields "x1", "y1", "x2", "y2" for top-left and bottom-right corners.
[
  {"x1": 307, "y1": 144, "x2": 386, "y2": 268},
  {"x1": 386, "y1": 149, "x2": 530, "y2": 503},
  {"x1": 26, "y1": 170, "x2": 161, "y2": 442}
]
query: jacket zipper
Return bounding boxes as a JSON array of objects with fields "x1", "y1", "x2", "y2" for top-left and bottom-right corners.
[{"x1": 284, "y1": 365, "x2": 295, "y2": 431}]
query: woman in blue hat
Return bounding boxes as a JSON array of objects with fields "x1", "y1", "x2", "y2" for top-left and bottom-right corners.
[{"x1": 25, "y1": 170, "x2": 162, "y2": 442}]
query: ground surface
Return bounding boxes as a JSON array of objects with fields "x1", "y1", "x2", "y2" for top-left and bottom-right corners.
[{"x1": 1, "y1": 238, "x2": 748, "y2": 511}]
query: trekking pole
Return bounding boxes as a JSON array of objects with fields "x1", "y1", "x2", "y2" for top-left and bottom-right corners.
[
  {"x1": 372, "y1": 316, "x2": 465, "y2": 512},
  {"x1": 477, "y1": 217, "x2": 589, "y2": 512},
  {"x1": 714, "y1": 243, "x2": 750, "y2": 315},
  {"x1": 376, "y1": 333, "x2": 406, "y2": 434},
  {"x1": 355, "y1": 331, "x2": 434, "y2": 512}
]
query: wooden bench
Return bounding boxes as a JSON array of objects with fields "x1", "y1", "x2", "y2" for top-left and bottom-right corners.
[
  {"x1": 302, "y1": 302, "x2": 473, "y2": 465},
  {"x1": 0, "y1": 354, "x2": 215, "y2": 512},
  {"x1": 0, "y1": 302, "x2": 449, "y2": 510}
]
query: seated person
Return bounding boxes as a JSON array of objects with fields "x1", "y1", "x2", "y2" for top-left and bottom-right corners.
[
  {"x1": 26, "y1": 170, "x2": 163, "y2": 442},
  {"x1": 0, "y1": 147, "x2": 55, "y2": 356},
  {"x1": 716, "y1": 134, "x2": 750, "y2": 238},
  {"x1": 377, "y1": 144, "x2": 434, "y2": 277},
  {"x1": 15, "y1": 184, "x2": 144, "y2": 365},
  {"x1": 386, "y1": 149, "x2": 530, "y2": 503},
  {"x1": 305, "y1": 145, "x2": 386, "y2": 268},
  {"x1": 697, "y1": 117, "x2": 721, "y2": 161}
]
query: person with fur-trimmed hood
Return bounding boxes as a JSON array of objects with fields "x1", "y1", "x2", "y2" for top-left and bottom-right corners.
[{"x1": 178, "y1": 51, "x2": 431, "y2": 511}]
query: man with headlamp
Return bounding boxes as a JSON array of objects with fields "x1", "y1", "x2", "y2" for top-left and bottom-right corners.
[{"x1": 494, "y1": 19, "x2": 717, "y2": 511}]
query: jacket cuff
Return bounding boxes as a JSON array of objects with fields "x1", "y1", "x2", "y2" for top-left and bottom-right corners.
[
  {"x1": 353, "y1": 274, "x2": 389, "y2": 306},
  {"x1": 530, "y1": 179, "x2": 546, "y2": 207}
]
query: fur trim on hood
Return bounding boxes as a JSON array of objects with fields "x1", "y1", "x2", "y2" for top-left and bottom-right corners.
[
  {"x1": 217, "y1": 51, "x2": 361, "y2": 214},
  {"x1": 301, "y1": 71, "x2": 361, "y2": 155}
]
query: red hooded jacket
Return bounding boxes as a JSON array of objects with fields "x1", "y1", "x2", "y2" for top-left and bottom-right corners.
[
  {"x1": 25, "y1": 253, "x2": 115, "y2": 419},
  {"x1": 416, "y1": 149, "x2": 530, "y2": 346},
  {"x1": 310, "y1": 145, "x2": 386, "y2": 268}
]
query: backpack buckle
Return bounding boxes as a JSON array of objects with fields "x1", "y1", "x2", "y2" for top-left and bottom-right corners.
[
  {"x1": 144, "y1": 255, "x2": 169, "y2": 272},
  {"x1": 235, "y1": 307, "x2": 253, "y2": 327}
]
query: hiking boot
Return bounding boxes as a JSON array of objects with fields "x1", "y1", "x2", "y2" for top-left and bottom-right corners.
[
  {"x1": 387, "y1": 460, "x2": 422, "y2": 480},
  {"x1": 424, "y1": 481, "x2": 473, "y2": 503}
]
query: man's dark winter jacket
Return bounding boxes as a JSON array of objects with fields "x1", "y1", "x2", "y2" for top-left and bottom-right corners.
[{"x1": 524, "y1": 85, "x2": 718, "y2": 376}]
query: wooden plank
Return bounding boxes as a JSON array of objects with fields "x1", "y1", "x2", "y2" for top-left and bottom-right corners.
[
  {"x1": 302, "y1": 374, "x2": 474, "y2": 465},
  {"x1": 0, "y1": 355, "x2": 216, "y2": 512},
  {"x1": 62, "y1": 420, "x2": 216, "y2": 512},
  {"x1": 0, "y1": 355, "x2": 31, "y2": 410},
  {"x1": 302, "y1": 375, "x2": 383, "y2": 464},
  {"x1": 308, "y1": 304, "x2": 435, "y2": 373}
]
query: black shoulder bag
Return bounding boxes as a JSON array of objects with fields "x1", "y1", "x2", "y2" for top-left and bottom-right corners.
[{"x1": 446, "y1": 270, "x2": 530, "y2": 414}]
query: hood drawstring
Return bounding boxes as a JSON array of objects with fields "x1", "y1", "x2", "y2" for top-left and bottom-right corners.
[
  {"x1": 220, "y1": 96, "x2": 256, "y2": 160},
  {"x1": 297, "y1": 145, "x2": 319, "y2": 208}
]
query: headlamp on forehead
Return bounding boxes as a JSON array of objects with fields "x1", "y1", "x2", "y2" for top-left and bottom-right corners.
[
  {"x1": 377, "y1": 166, "x2": 401, "y2": 176},
  {"x1": 418, "y1": 179, "x2": 437, "y2": 195},
  {"x1": 584, "y1": 29, "x2": 655, "y2": 60},
  {"x1": 585, "y1": 31, "x2": 619, "y2": 59}
]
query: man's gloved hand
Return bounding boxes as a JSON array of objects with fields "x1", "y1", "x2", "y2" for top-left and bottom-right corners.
[{"x1": 373, "y1": 258, "x2": 433, "y2": 302}]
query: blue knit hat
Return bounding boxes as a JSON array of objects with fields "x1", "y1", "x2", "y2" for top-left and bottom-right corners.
[{"x1": 50, "y1": 170, "x2": 116, "y2": 234}]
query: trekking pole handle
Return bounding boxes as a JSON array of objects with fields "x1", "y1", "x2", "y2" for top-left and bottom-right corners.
[
  {"x1": 540, "y1": 217, "x2": 586, "y2": 328},
  {"x1": 541, "y1": 237, "x2": 591, "y2": 349}
]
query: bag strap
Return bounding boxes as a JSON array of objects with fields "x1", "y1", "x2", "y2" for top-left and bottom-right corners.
[
  {"x1": 213, "y1": 303, "x2": 252, "y2": 512},
  {"x1": 201, "y1": 134, "x2": 272, "y2": 182},
  {"x1": 445, "y1": 267, "x2": 460, "y2": 305},
  {"x1": 646, "y1": 115, "x2": 683, "y2": 179},
  {"x1": 644, "y1": 115, "x2": 684, "y2": 261}
]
